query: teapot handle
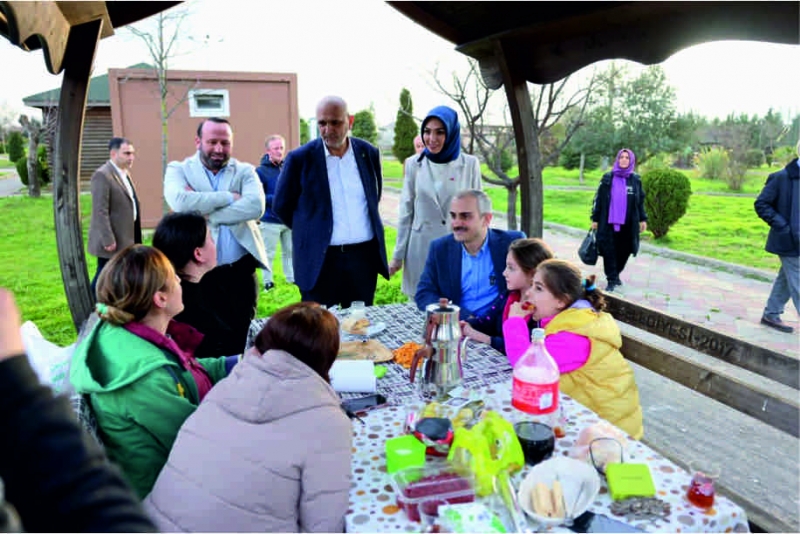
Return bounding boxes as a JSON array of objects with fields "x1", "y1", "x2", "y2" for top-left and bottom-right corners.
[
  {"x1": 409, "y1": 346, "x2": 432, "y2": 383},
  {"x1": 460, "y1": 335, "x2": 469, "y2": 363}
]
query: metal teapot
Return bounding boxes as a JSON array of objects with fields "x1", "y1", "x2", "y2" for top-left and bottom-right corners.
[{"x1": 409, "y1": 298, "x2": 468, "y2": 401}]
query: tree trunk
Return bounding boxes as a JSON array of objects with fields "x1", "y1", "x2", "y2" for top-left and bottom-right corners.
[
  {"x1": 579, "y1": 152, "x2": 586, "y2": 184},
  {"x1": 26, "y1": 135, "x2": 41, "y2": 198},
  {"x1": 506, "y1": 185, "x2": 518, "y2": 230},
  {"x1": 161, "y1": 91, "x2": 170, "y2": 214}
]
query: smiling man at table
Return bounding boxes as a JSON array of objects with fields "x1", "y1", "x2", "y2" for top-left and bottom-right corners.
[{"x1": 415, "y1": 189, "x2": 525, "y2": 353}]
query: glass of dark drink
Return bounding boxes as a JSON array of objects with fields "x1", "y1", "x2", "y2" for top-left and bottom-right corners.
[
  {"x1": 514, "y1": 421, "x2": 555, "y2": 465},
  {"x1": 686, "y1": 460, "x2": 720, "y2": 509}
]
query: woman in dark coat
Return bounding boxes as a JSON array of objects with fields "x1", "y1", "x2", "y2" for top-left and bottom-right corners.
[{"x1": 591, "y1": 148, "x2": 648, "y2": 291}]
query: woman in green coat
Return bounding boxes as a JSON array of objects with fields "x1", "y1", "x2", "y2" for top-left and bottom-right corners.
[{"x1": 70, "y1": 245, "x2": 236, "y2": 498}]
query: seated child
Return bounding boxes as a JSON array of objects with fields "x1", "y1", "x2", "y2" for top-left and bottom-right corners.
[
  {"x1": 503, "y1": 259, "x2": 644, "y2": 439},
  {"x1": 461, "y1": 238, "x2": 553, "y2": 353}
]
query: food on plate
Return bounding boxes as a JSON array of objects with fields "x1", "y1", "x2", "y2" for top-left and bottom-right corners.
[
  {"x1": 531, "y1": 480, "x2": 565, "y2": 518},
  {"x1": 342, "y1": 316, "x2": 371, "y2": 335},
  {"x1": 392, "y1": 341, "x2": 423, "y2": 368}
]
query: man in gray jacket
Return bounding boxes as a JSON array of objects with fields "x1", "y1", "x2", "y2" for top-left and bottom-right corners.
[{"x1": 164, "y1": 117, "x2": 269, "y2": 352}]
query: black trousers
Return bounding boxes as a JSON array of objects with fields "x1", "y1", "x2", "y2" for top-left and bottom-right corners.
[
  {"x1": 91, "y1": 257, "x2": 110, "y2": 298},
  {"x1": 201, "y1": 254, "x2": 259, "y2": 354},
  {"x1": 301, "y1": 239, "x2": 379, "y2": 309},
  {"x1": 602, "y1": 225, "x2": 633, "y2": 284}
]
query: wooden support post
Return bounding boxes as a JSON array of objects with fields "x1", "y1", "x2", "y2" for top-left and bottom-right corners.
[
  {"x1": 53, "y1": 18, "x2": 103, "y2": 331},
  {"x1": 493, "y1": 39, "x2": 543, "y2": 237}
]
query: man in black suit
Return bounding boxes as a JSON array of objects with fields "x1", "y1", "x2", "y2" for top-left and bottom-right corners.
[{"x1": 273, "y1": 96, "x2": 389, "y2": 308}]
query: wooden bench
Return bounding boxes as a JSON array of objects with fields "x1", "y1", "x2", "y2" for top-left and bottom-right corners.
[{"x1": 605, "y1": 294, "x2": 799, "y2": 533}]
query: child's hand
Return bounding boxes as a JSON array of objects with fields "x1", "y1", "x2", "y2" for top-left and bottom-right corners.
[
  {"x1": 508, "y1": 301, "x2": 534, "y2": 319},
  {"x1": 459, "y1": 320, "x2": 491, "y2": 345}
]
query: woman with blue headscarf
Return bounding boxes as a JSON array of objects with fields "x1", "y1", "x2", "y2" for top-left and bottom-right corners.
[
  {"x1": 389, "y1": 106, "x2": 482, "y2": 298},
  {"x1": 590, "y1": 148, "x2": 648, "y2": 292}
]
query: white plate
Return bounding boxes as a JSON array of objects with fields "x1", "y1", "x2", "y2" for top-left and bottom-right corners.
[
  {"x1": 518, "y1": 456, "x2": 601, "y2": 527},
  {"x1": 342, "y1": 321, "x2": 387, "y2": 338}
]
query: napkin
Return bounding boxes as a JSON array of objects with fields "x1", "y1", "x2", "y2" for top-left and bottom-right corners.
[{"x1": 330, "y1": 360, "x2": 377, "y2": 393}]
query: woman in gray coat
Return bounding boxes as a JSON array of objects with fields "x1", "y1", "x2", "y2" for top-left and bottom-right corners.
[
  {"x1": 143, "y1": 303, "x2": 351, "y2": 532},
  {"x1": 389, "y1": 106, "x2": 482, "y2": 298}
]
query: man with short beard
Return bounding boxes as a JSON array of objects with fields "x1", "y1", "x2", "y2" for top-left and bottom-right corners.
[
  {"x1": 415, "y1": 189, "x2": 525, "y2": 354},
  {"x1": 163, "y1": 117, "x2": 269, "y2": 354}
]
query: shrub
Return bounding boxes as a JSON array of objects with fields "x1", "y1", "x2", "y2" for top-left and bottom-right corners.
[
  {"x1": 771, "y1": 145, "x2": 797, "y2": 167},
  {"x1": 639, "y1": 152, "x2": 673, "y2": 174},
  {"x1": 489, "y1": 148, "x2": 515, "y2": 173},
  {"x1": 743, "y1": 149, "x2": 765, "y2": 168},
  {"x1": 7, "y1": 131, "x2": 24, "y2": 162},
  {"x1": 694, "y1": 147, "x2": 729, "y2": 180},
  {"x1": 641, "y1": 168, "x2": 692, "y2": 239},
  {"x1": 299, "y1": 118, "x2": 310, "y2": 145},
  {"x1": 558, "y1": 147, "x2": 600, "y2": 170},
  {"x1": 351, "y1": 109, "x2": 378, "y2": 145},
  {"x1": 0, "y1": 141, "x2": 5, "y2": 154},
  {"x1": 15, "y1": 144, "x2": 50, "y2": 187}
]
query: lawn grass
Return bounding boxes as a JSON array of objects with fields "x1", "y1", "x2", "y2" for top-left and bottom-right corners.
[
  {"x1": 0, "y1": 195, "x2": 407, "y2": 347},
  {"x1": 482, "y1": 187, "x2": 779, "y2": 271},
  {"x1": 0, "y1": 155, "x2": 15, "y2": 169}
]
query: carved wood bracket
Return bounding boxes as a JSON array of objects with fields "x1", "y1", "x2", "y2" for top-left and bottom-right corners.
[{"x1": 0, "y1": 1, "x2": 113, "y2": 74}]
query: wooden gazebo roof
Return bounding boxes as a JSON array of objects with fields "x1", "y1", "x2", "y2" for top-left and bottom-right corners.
[
  {"x1": 0, "y1": 0, "x2": 797, "y2": 331},
  {"x1": 389, "y1": 1, "x2": 799, "y2": 87}
]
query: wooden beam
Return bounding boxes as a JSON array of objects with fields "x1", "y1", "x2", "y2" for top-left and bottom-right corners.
[
  {"x1": 53, "y1": 18, "x2": 102, "y2": 331},
  {"x1": 621, "y1": 333, "x2": 799, "y2": 437},
  {"x1": 606, "y1": 294, "x2": 799, "y2": 389},
  {"x1": 493, "y1": 39, "x2": 542, "y2": 237}
]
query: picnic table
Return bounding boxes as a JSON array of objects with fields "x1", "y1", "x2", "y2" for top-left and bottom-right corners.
[{"x1": 249, "y1": 303, "x2": 750, "y2": 533}]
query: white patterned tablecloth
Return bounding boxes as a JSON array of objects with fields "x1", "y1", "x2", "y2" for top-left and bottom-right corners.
[{"x1": 250, "y1": 304, "x2": 750, "y2": 533}]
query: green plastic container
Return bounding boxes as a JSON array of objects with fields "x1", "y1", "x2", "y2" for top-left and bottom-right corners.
[{"x1": 385, "y1": 434, "x2": 426, "y2": 474}]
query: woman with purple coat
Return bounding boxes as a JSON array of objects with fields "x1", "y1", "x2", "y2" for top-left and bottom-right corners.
[{"x1": 590, "y1": 148, "x2": 648, "y2": 292}]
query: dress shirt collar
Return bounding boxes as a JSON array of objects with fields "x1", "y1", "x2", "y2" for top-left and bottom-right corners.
[{"x1": 323, "y1": 137, "x2": 352, "y2": 159}]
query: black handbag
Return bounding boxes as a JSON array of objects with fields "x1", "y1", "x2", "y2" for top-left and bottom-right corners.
[{"x1": 578, "y1": 229, "x2": 598, "y2": 265}]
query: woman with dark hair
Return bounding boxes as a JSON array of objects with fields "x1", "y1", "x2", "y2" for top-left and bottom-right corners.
[
  {"x1": 390, "y1": 105, "x2": 482, "y2": 298},
  {"x1": 153, "y1": 211, "x2": 241, "y2": 357},
  {"x1": 591, "y1": 148, "x2": 648, "y2": 291},
  {"x1": 503, "y1": 259, "x2": 643, "y2": 439},
  {"x1": 69, "y1": 245, "x2": 235, "y2": 498},
  {"x1": 144, "y1": 302, "x2": 352, "y2": 532}
]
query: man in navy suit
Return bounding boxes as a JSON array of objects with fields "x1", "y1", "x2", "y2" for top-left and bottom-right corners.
[
  {"x1": 273, "y1": 96, "x2": 389, "y2": 308},
  {"x1": 416, "y1": 189, "x2": 525, "y2": 353}
]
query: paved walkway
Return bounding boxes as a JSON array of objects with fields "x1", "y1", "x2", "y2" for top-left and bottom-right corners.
[
  {"x1": 379, "y1": 187, "x2": 799, "y2": 357},
  {"x1": 0, "y1": 173, "x2": 23, "y2": 196}
]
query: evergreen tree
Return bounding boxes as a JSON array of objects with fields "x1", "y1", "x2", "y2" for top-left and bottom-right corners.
[
  {"x1": 7, "y1": 131, "x2": 24, "y2": 163},
  {"x1": 299, "y1": 118, "x2": 310, "y2": 145},
  {"x1": 392, "y1": 88, "x2": 417, "y2": 162},
  {"x1": 351, "y1": 109, "x2": 378, "y2": 145}
]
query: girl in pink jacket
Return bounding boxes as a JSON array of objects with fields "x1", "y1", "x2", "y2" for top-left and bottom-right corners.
[
  {"x1": 504, "y1": 259, "x2": 603, "y2": 369},
  {"x1": 503, "y1": 259, "x2": 643, "y2": 437}
]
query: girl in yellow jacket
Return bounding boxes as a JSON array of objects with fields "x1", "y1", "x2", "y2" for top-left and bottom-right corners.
[{"x1": 503, "y1": 258, "x2": 644, "y2": 439}]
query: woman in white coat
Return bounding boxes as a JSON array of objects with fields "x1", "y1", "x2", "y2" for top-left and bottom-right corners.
[{"x1": 389, "y1": 106, "x2": 482, "y2": 298}]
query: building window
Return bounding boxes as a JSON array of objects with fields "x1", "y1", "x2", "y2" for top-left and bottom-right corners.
[{"x1": 188, "y1": 89, "x2": 230, "y2": 117}]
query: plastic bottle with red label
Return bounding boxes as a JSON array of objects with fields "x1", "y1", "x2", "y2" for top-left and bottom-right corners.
[{"x1": 511, "y1": 328, "x2": 560, "y2": 424}]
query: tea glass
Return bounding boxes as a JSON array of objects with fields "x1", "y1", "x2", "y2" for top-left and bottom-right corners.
[{"x1": 686, "y1": 460, "x2": 720, "y2": 509}]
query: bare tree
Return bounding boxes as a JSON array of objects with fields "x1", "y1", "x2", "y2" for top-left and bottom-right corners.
[
  {"x1": 126, "y1": 5, "x2": 219, "y2": 189},
  {"x1": 432, "y1": 59, "x2": 597, "y2": 233}
]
